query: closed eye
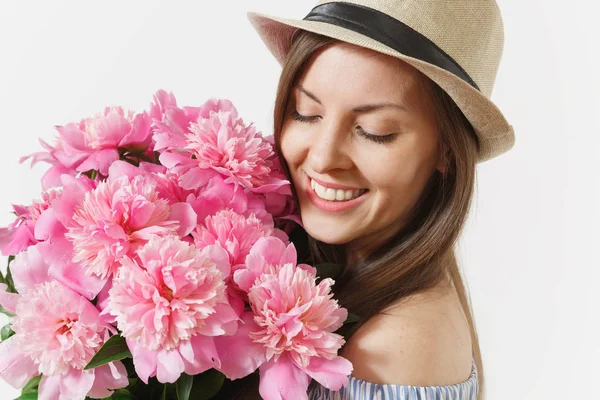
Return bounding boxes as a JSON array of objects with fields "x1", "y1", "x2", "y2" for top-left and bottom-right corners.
[
  {"x1": 291, "y1": 110, "x2": 320, "y2": 123},
  {"x1": 291, "y1": 110, "x2": 397, "y2": 144},
  {"x1": 355, "y1": 126, "x2": 397, "y2": 144}
]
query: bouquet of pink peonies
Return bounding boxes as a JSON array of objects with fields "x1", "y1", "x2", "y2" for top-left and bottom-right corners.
[{"x1": 0, "y1": 90, "x2": 354, "y2": 400}]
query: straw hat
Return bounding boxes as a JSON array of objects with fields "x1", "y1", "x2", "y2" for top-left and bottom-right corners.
[{"x1": 247, "y1": 0, "x2": 515, "y2": 163}]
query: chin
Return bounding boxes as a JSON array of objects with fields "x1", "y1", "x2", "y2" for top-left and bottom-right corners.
[{"x1": 302, "y1": 218, "x2": 354, "y2": 245}]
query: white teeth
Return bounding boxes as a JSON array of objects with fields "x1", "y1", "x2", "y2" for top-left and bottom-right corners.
[
  {"x1": 310, "y1": 179, "x2": 365, "y2": 202},
  {"x1": 315, "y1": 183, "x2": 327, "y2": 199}
]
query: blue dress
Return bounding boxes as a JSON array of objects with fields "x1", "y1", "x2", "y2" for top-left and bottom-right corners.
[{"x1": 308, "y1": 359, "x2": 478, "y2": 399}]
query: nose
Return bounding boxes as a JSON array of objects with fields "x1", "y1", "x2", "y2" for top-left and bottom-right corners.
[{"x1": 308, "y1": 119, "x2": 353, "y2": 174}]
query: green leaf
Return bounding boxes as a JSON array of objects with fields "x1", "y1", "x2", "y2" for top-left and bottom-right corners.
[
  {"x1": 1, "y1": 323, "x2": 14, "y2": 341},
  {"x1": 5, "y1": 255, "x2": 17, "y2": 293},
  {"x1": 344, "y1": 313, "x2": 360, "y2": 324},
  {"x1": 0, "y1": 304, "x2": 14, "y2": 317},
  {"x1": 22, "y1": 375, "x2": 42, "y2": 394},
  {"x1": 14, "y1": 393, "x2": 38, "y2": 400},
  {"x1": 189, "y1": 369, "x2": 225, "y2": 400},
  {"x1": 83, "y1": 170, "x2": 98, "y2": 180},
  {"x1": 175, "y1": 373, "x2": 193, "y2": 400},
  {"x1": 84, "y1": 334, "x2": 132, "y2": 370},
  {"x1": 315, "y1": 263, "x2": 342, "y2": 282}
]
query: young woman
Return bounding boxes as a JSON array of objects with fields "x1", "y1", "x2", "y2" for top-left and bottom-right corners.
[{"x1": 245, "y1": 1, "x2": 515, "y2": 398}]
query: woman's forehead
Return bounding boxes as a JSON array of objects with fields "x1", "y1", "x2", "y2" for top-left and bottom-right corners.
[
  {"x1": 305, "y1": 44, "x2": 419, "y2": 85},
  {"x1": 295, "y1": 43, "x2": 429, "y2": 111}
]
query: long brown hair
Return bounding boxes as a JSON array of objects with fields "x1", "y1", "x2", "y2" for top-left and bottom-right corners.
[{"x1": 273, "y1": 30, "x2": 485, "y2": 398}]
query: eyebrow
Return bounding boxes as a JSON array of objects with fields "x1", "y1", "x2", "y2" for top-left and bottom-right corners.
[{"x1": 296, "y1": 84, "x2": 408, "y2": 113}]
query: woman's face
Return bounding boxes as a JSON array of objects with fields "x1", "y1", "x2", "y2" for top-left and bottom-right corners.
[{"x1": 280, "y1": 42, "x2": 444, "y2": 251}]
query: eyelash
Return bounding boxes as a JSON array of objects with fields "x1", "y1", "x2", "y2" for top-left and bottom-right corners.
[{"x1": 290, "y1": 110, "x2": 396, "y2": 144}]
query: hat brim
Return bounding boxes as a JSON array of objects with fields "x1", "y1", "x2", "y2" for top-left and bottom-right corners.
[{"x1": 247, "y1": 11, "x2": 515, "y2": 163}]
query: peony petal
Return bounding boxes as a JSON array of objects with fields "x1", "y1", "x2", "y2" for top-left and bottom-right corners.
[
  {"x1": 76, "y1": 148, "x2": 120, "y2": 176},
  {"x1": 179, "y1": 167, "x2": 216, "y2": 190},
  {"x1": 0, "y1": 283, "x2": 18, "y2": 314},
  {"x1": 0, "y1": 223, "x2": 36, "y2": 256},
  {"x1": 158, "y1": 151, "x2": 193, "y2": 169},
  {"x1": 56, "y1": 123, "x2": 88, "y2": 151},
  {"x1": 156, "y1": 348, "x2": 185, "y2": 383},
  {"x1": 302, "y1": 356, "x2": 353, "y2": 391},
  {"x1": 107, "y1": 159, "x2": 145, "y2": 180},
  {"x1": 58, "y1": 367, "x2": 95, "y2": 399},
  {"x1": 213, "y1": 312, "x2": 266, "y2": 380},
  {"x1": 48, "y1": 257, "x2": 108, "y2": 301},
  {"x1": 38, "y1": 375, "x2": 61, "y2": 400},
  {"x1": 119, "y1": 112, "x2": 152, "y2": 146},
  {"x1": 87, "y1": 361, "x2": 129, "y2": 399},
  {"x1": 169, "y1": 202, "x2": 197, "y2": 237},
  {"x1": 197, "y1": 302, "x2": 239, "y2": 337},
  {"x1": 180, "y1": 335, "x2": 219, "y2": 375},
  {"x1": 33, "y1": 208, "x2": 63, "y2": 242},
  {"x1": 259, "y1": 355, "x2": 310, "y2": 400},
  {"x1": 10, "y1": 244, "x2": 51, "y2": 293},
  {"x1": 128, "y1": 339, "x2": 157, "y2": 384},
  {"x1": 41, "y1": 164, "x2": 77, "y2": 191},
  {"x1": 199, "y1": 244, "x2": 231, "y2": 279},
  {"x1": 0, "y1": 336, "x2": 39, "y2": 388}
]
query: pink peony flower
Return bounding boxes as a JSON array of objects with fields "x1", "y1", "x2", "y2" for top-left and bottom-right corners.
[
  {"x1": 192, "y1": 209, "x2": 286, "y2": 273},
  {"x1": 108, "y1": 160, "x2": 197, "y2": 206},
  {"x1": 150, "y1": 90, "x2": 238, "y2": 153},
  {"x1": 19, "y1": 138, "x2": 79, "y2": 190},
  {"x1": 159, "y1": 101, "x2": 289, "y2": 193},
  {"x1": 0, "y1": 187, "x2": 63, "y2": 256},
  {"x1": 233, "y1": 237, "x2": 315, "y2": 294},
  {"x1": 108, "y1": 235, "x2": 238, "y2": 383},
  {"x1": 32, "y1": 106, "x2": 153, "y2": 177},
  {"x1": 65, "y1": 175, "x2": 197, "y2": 279},
  {"x1": 13, "y1": 281, "x2": 106, "y2": 374},
  {"x1": 186, "y1": 175, "x2": 265, "y2": 223},
  {"x1": 216, "y1": 259, "x2": 352, "y2": 400},
  {"x1": 0, "y1": 276, "x2": 127, "y2": 399},
  {"x1": 192, "y1": 210, "x2": 288, "y2": 316}
]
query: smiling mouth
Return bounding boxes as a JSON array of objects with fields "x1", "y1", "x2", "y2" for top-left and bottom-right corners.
[{"x1": 310, "y1": 178, "x2": 368, "y2": 202}]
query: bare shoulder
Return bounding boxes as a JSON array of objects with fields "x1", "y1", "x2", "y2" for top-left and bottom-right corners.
[{"x1": 340, "y1": 281, "x2": 473, "y2": 386}]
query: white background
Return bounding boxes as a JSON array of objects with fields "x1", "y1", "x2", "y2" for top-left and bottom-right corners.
[{"x1": 0, "y1": 1, "x2": 598, "y2": 399}]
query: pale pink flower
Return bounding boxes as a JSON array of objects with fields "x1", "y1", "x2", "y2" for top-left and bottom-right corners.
[
  {"x1": 159, "y1": 103, "x2": 289, "y2": 193},
  {"x1": 253, "y1": 148, "x2": 300, "y2": 224},
  {"x1": 17, "y1": 175, "x2": 109, "y2": 300},
  {"x1": 186, "y1": 175, "x2": 265, "y2": 223},
  {"x1": 233, "y1": 237, "x2": 315, "y2": 294},
  {"x1": 13, "y1": 281, "x2": 106, "y2": 374},
  {"x1": 0, "y1": 277, "x2": 127, "y2": 399},
  {"x1": 19, "y1": 138, "x2": 79, "y2": 190},
  {"x1": 65, "y1": 175, "x2": 196, "y2": 279},
  {"x1": 215, "y1": 240, "x2": 352, "y2": 400},
  {"x1": 192, "y1": 209, "x2": 287, "y2": 315},
  {"x1": 193, "y1": 209, "x2": 285, "y2": 273},
  {"x1": 108, "y1": 236, "x2": 238, "y2": 383},
  {"x1": 0, "y1": 187, "x2": 63, "y2": 256},
  {"x1": 150, "y1": 90, "x2": 237, "y2": 153},
  {"x1": 35, "y1": 106, "x2": 152, "y2": 176},
  {"x1": 108, "y1": 160, "x2": 197, "y2": 206}
]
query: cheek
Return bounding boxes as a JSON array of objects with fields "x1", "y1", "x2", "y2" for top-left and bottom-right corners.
[
  {"x1": 362, "y1": 141, "x2": 437, "y2": 196},
  {"x1": 280, "y1": 124, "x2": 307, "y2": 170}
]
